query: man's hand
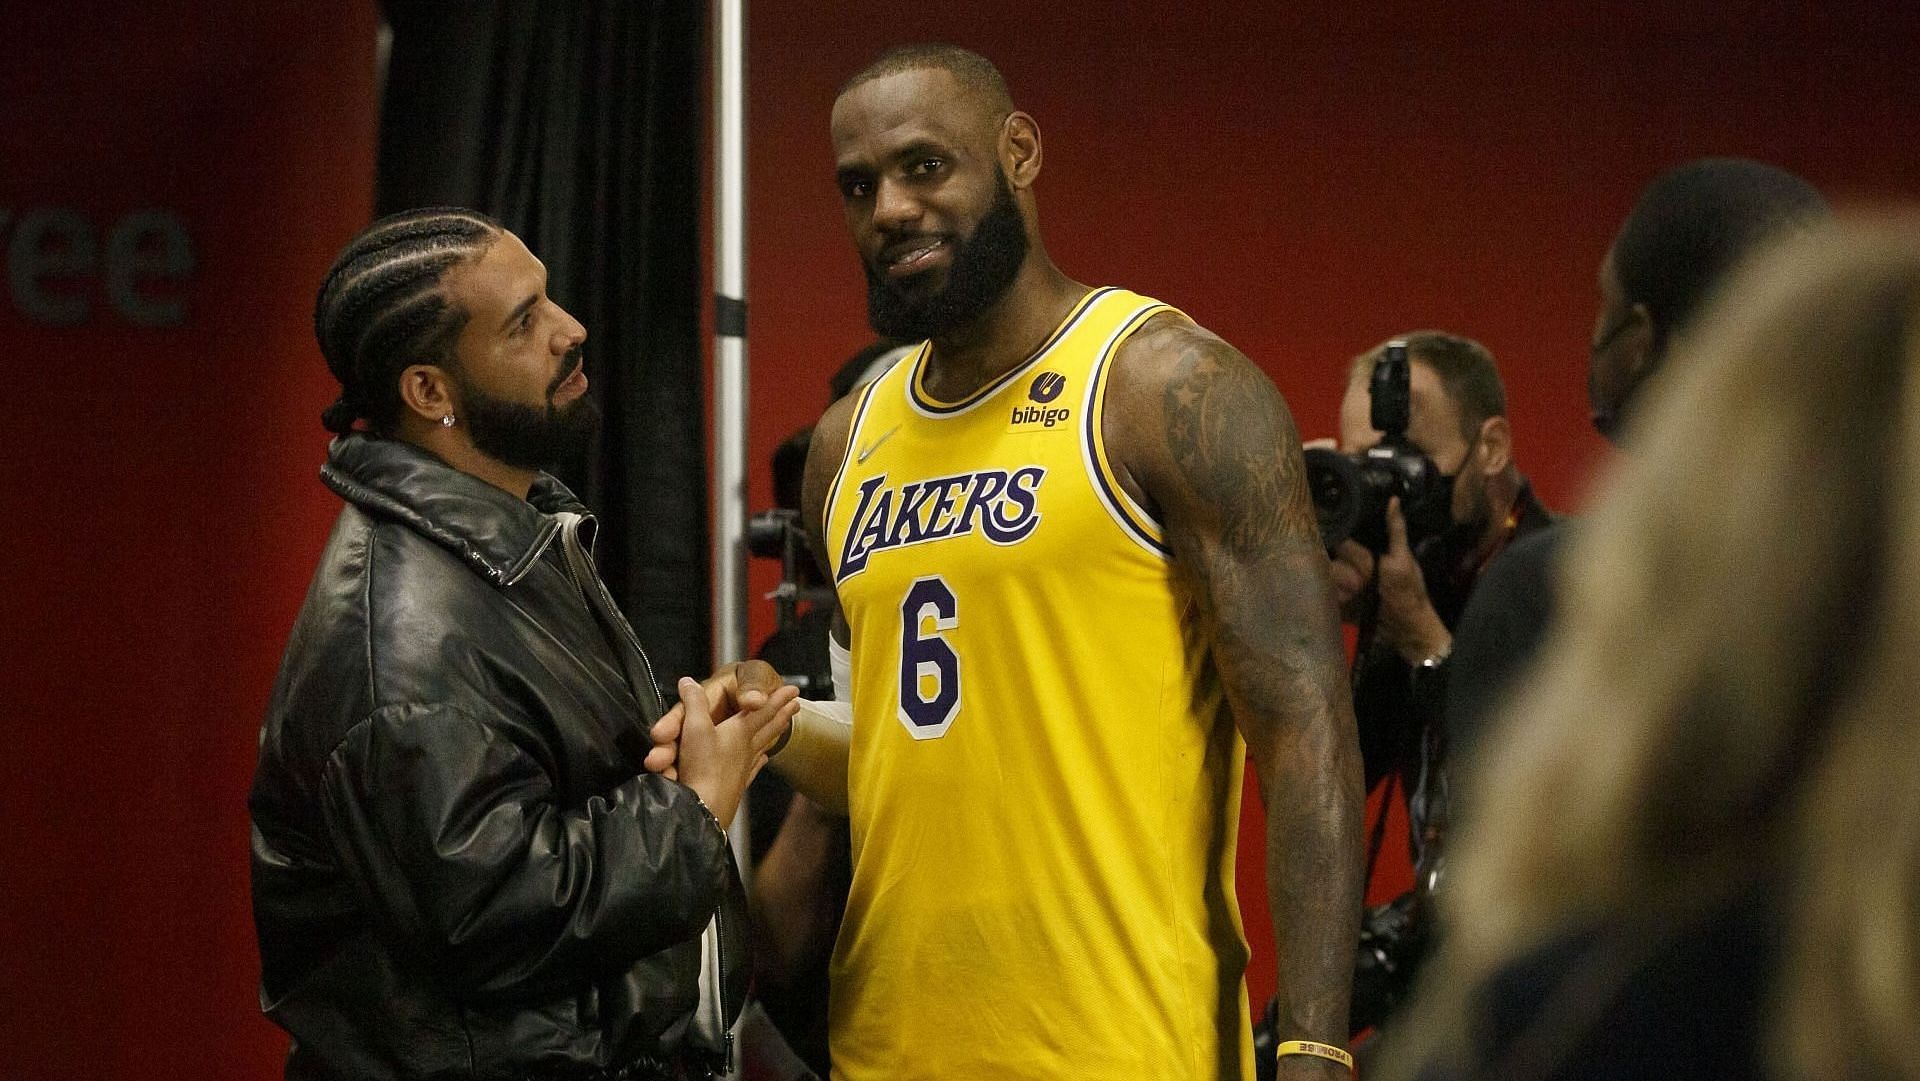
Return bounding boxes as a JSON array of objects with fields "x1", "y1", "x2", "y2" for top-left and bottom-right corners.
[
  {"x1": 1328, "y1": 540, "x2": 1375, "y2": 621},
  {"x1": 672, "y1": 673, "x2": 799, "y2": 829},
  {"x1": 644, "y1": 660, "x2": 793, "y2": 778},
  {"x1": 1374, "y1": 497, "x2": 1450, "y2": 665}
]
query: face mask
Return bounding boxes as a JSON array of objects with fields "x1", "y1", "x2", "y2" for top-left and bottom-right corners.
[
  {"x1": 1588, "y1": 312, "x2": 1648, "y2": 442},
  {"x1": 1415, "y1": 429, "x2": 1488, "y2": 580},
  {"x1": 1589, "y1": 371, "x2": 1651, "y2": 442}
]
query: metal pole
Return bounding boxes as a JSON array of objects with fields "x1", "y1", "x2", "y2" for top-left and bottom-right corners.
[
  {"x1": 712, "y1": 1, "x2": 749, "y2": 674},
  {"x1": 710, "y1": 0, "x2": 752, "y2": 860},
  {"x1": 711, "y1": 2, "x2": 751, "y2": 1075}
]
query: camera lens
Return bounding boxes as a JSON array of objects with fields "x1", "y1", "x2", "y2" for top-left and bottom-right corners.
[
  {"x1": 746, "y1": 509, "x2": 794, "y2": 559},
  {"x1": 1303, "y1": 447, "x2": 1366, "y2": 549}
]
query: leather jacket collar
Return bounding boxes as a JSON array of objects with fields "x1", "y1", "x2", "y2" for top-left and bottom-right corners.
[{"x1": 320, "y1": 433, "x2": 591, "y2": 587}]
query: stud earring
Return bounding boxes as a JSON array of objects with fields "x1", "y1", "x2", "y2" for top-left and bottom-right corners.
[{"x1": 441, "y1": 413, "x2": 455, "y2": 428}]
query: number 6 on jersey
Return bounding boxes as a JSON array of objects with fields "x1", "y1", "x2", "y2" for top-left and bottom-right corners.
[{"x1": 898, "y1": 576, "x2": 960, "y2": 738}]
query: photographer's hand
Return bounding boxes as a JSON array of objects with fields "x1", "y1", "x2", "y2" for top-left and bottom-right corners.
[
  {"x1": 1376, "y1": 497, "x2": 1451, "y2": 665},
  {"x1": 1328, "y1": 540, "x2": 1375, "y2": 622}
]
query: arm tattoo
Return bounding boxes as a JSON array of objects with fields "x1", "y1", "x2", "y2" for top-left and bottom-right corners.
[
  {"x1": 1160, "y1": 338, "x2": 1344, "y2": 699},
  {"x1": 1162, "y1": 342, "x2": 1323, "y2": 557},
  {"x1": 1154, "y1": 331, "x2": 1365, "y2": 1058}
]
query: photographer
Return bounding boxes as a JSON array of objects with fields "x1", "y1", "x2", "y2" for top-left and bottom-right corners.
[{"x1": 1310, "y1": 333, "x2": 1552, "y2": 1043}]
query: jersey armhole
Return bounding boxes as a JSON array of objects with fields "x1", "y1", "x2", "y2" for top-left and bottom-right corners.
[
  {"x1": 822, "y1": 377, "x2": 886, "y2": 581},
  {"x1": 1081, "y1": 304, "x2": 1176, "y2": 559}
]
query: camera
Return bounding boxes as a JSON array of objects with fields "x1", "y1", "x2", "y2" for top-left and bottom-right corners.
[
  {"x1": 1349, "y1": 888, "x2": 1432, "y2": 1036},
  {"x1": 747, "y1": 507, "x2": 837, "y2": 696},
  {"x1": 747, "y1": 507, "x2": 805, "y2": 561},
  {"x1": 1302, "y1": 340, "x2": 1452, "y2": 553}
]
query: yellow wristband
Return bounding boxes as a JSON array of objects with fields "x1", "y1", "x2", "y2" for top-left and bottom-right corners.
[{"x1": 1275, "y1": 1040, "x2": 1354, "y2": 1072}]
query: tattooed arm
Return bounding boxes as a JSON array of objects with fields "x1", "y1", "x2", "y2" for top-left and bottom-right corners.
[{"x1": 1109, "y1": 317, "x2": 1365, "y2": 1077}]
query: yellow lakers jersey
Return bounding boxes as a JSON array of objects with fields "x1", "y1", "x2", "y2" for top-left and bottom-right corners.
[{"x1": 823, "y1": 288, "x2": 1253, "y2": 1081}]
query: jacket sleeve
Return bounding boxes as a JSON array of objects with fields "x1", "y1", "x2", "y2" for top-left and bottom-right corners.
[
  {"x1": 1445, "y1": 526, "x2": 1562, "y2": 767},
  {"x1": 319, "y1": 701, "x2": 731, "y2": 1001}
]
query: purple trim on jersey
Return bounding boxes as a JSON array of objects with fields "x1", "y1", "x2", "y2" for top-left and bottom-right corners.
[
  {"x1": 1084, "y1": 305, "x2": 1174, "y2": 557},
  {"x1": 907, "y1": 287, "x2": 1119, "y2": 415}
]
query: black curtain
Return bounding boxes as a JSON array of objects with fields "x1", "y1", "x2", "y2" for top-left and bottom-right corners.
[{"x1": 376, "y1": 1, "x2": 710, "y2": 679}]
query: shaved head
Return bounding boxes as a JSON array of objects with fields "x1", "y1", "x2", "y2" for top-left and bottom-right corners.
[{"x1": 838, "y1": 43, "x2": 1014, "y2": 133}]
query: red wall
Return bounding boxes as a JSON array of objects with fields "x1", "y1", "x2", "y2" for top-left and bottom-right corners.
[
  {"x1": 738, "y1": 3, "x2": 1920, "y2": 1013},
  {"x1": 0, "y1": 3, "x2": 377, "y2": 1076}
]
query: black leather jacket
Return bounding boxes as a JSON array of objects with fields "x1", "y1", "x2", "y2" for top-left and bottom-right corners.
[{"x1": 249, "y1": 434, "x2": 746, "y2": 1081}]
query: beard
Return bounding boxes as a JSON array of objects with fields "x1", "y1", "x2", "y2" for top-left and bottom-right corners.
[
  {"x1": 864, "y1": 170, "x2": 1030, "y2": 341},
  {"x1": 454, "y1": 346, "x2": 601, "y2": 472}
]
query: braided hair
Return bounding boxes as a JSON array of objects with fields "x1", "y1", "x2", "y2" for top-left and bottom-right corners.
[{"x1": 313, "y1": 207, "x2": 501, "y2": 434}]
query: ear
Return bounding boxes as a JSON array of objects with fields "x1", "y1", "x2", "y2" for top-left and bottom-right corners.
[
  {"x1": 1002, "y1": 111, "x2": 1042, "y2": 189},
  {"x1": 397, "y1": 363, "x2": 457, "y2": 427},
  {"x1": 1476, "y1": 415, "x2": 1513, "y2": 475},
  {"x1": 1618, "y1": 301, "x2": 1658, "y2": 384}
]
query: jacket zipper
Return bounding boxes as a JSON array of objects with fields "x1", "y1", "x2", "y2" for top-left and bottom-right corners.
[{"x1": 556, "y1": 515, "x2": 731, "y2": 1068}]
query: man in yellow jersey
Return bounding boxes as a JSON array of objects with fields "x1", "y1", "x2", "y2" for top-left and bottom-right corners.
[{"x1": 779, "y1": 45, "x2": 1363, "y2": 1081}]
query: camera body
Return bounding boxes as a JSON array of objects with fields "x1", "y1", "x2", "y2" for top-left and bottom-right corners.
[
  {"x1": 1303, "y1": 341, "x2": 1453, "y2": 553},
  {"x1": 746, "y1": 506, "x2": 804, "y2": 561},
  {"x1": 746, "y1": 507, "x2": 837, "y2": 696}
]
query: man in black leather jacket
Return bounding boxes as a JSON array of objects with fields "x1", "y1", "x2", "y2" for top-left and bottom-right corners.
[{"x1": 250, "y1": 208, "x2": 795, "y2": 1081}]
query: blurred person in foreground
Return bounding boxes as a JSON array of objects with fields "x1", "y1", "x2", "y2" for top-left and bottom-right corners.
[
  {"x1": 1445, "y1": 159, "x2": 1828, "y2": 760},
  {"x1": 1379, "y1": 217, "x2": 1920, "y2": 1081}
]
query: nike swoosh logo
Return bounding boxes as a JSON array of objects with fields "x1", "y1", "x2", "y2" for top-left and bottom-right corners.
[{"x1": 856, "y1": 425, "x2": 902, "y2": 463}]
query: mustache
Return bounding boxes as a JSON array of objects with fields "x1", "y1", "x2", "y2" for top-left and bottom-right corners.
[
  {"x1": 873, "y1": 232, "x2": 946, "y2": 268},
  {"x1": 547, "y1": 347, "x2": 585, "y2": 398}
]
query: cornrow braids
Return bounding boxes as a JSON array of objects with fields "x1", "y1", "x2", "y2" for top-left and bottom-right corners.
[{"x1": 313, "y1": 207, "x2": 501, "y2": 434}]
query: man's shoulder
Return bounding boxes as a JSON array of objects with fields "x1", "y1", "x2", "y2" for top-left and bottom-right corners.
[
  {"x1": 351, "y1": 503, "x2": 502, "y2": 591},
  {"x1": 271, "y1": 510, "x2": 548, "y2": 734},
  {"x1": 1485, "y1": 522, "x2": 1567, "y2": 595},
  {"x1": 1109, "y1": 309, "x2": 1239, "y2": 386},
  {"x1": 301, "y1": 505, "x2": 530, "y2": 676},
  {"x1": 802, "y1": 389, "x2": 871, "y2": 551},
  {"x1": 1103, "y1": 310, "x2": 1266, "y2": 439},
  {"x1": 811, "y1": 387, "x2": 865, "y2": 463}
]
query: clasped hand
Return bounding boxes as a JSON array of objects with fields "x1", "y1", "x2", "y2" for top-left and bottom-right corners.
[{"x1": 643, "y1": 659, "x2": 798, "y2": 829}]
